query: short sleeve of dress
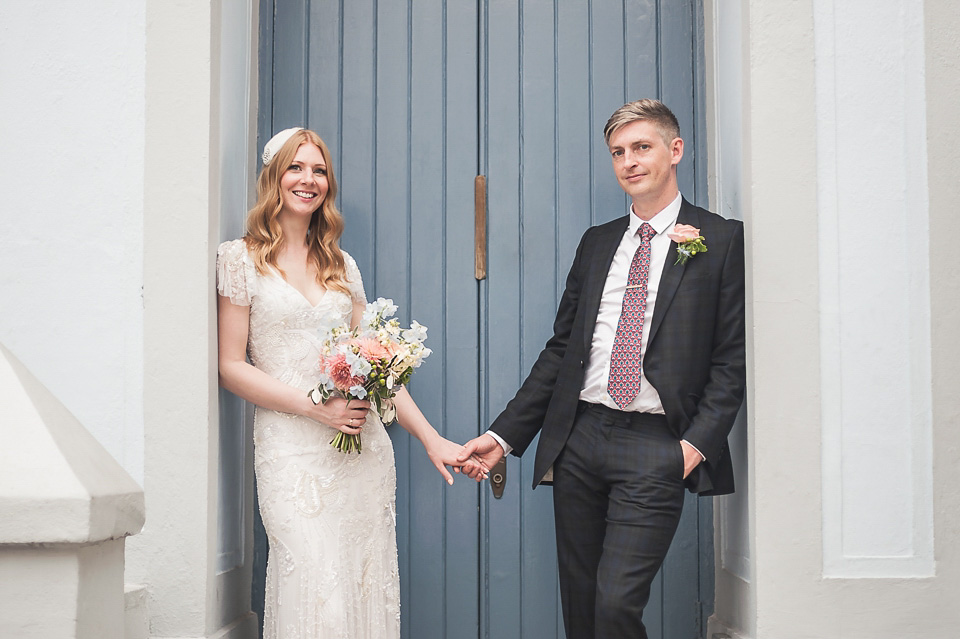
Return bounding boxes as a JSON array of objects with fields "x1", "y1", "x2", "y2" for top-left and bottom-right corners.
[
  {"x1": 217, "y1": 239, "x2": 257, "y2": 306},
  {"x1": 342, "y1": 251, "x2": 367, "y2": 304}
]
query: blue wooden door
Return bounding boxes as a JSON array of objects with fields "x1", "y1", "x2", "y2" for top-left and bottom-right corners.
[{"x1": 257, "y1": 1, "x2": 710, "y2": 637}]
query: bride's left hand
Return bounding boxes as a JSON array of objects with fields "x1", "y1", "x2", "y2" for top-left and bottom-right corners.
[{"x1": 426, "y1": 435, "x2": 489, "y2": 485}]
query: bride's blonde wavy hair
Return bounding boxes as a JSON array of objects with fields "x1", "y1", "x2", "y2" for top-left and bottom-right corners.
[{"x1": 244, "y1": 129, "x2": 350, "y2": 295}]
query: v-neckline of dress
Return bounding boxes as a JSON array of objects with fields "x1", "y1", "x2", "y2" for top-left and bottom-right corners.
[{"x1": 269, "y1": 270, "x2": 328, "y2": 308}]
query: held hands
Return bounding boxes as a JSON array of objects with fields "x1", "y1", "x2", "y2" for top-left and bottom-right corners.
[
  {"x1": 425, "y1": 435, "x2": 490, "y2": 486},
  {"x1": 311, "y1": 397, "x2": 371, "y2": 435},
  {"x1": 456, "y1": 434, "x2": 505, "y2": 481}
]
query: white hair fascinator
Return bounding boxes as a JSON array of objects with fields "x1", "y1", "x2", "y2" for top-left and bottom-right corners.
[{"x1": 261, "y1": 127, "x2": 304, "y2": 166}]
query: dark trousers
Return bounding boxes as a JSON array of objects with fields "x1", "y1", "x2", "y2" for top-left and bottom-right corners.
[{"x1": 553, "y1": 402, "x2": 686, "y2": 639}]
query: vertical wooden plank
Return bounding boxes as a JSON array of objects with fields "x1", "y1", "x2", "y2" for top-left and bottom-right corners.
[
  {"x1": 271, "y1": 0, "x2": 308, "y2": 128},
  {"x1": 624, "y1": 0, "x2": 659, "y2": 101},
  {"x1": 371, "y1": 2, "x2": 414, "y2": 636},
  {"x1": 336, "y1": 0, "x2": 377, "y2": 274},
  {"x1": 646, "y1": 563, "x2": 665, "y2": 638},
  {"x1": 257, "y1": 0, "x2": 274, "y2": 160},
  {"x1": 483, "y1": 0, "x2": 524, "y2": 636},
  {"x1": 589, "y1": 0, "x2": 628, "y2": 225},
  {"x1": 307, "y1": 0, "x2": 343, "y2": 162},
  {"x1": 407, "y1": 0, "x2": 450, "y2": 636},
  {"x1": 556, "y1": 0, "x2": 594, "y2": 278},
  {"x1": 518, "y1": 1, "x2": 562, "y2": 638},
  {"x1": 442, "y1": 2, "x2": 483, "y2": 638},
  {"x1": 661, "y1": 495, "x2": 702, "y2": 639},
  {"x1": 658, "y1": 0, "x2": 697, "y2": 198}
]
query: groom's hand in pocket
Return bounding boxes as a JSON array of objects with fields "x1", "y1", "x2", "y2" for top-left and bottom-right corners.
[{"x1": 679, "y1": 439, "x2": 704, "y2": 480}]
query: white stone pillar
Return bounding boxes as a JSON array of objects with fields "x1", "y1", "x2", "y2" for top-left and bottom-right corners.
[
  {"x1": 125, "y1": 1, "x2": 259, "y2": 637},
  {"x1": 0, "y1": 344, "x2": 145, "y2": 639},
  {"x1": 705, "y1": 1, "x2": 960, "y2": 637}
]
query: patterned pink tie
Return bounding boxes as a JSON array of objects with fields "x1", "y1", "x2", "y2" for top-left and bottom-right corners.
[{"x1": 608, "y1": 222, "x2": 656, "y2": 409}]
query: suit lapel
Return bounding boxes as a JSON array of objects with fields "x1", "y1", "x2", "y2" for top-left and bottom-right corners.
[
  {"x1": 581, "y1": 217, "x2": 629, "y2": 349},
  {"x1": 646, "y1": 199, "x2": 700, "y2": 348}
]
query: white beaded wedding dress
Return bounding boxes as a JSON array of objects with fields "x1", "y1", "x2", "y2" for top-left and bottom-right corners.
[{"x1": 217, "y1": 239, "x2": 400, "y2": 639}]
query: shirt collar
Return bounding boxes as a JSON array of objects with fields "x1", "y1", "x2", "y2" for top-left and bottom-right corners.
[{"x1": 627, "y1": 192, "x2": 682, "y2": 237}]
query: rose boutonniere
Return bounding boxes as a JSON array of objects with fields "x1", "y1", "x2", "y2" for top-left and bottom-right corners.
[{"x1": 667, "y1": 224, "x2": 707, "y2": 265}]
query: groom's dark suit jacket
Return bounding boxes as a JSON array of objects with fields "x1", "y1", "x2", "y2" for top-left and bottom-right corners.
[{"x1": 491, "y1": 198, "x2": 745, "y2": 495}]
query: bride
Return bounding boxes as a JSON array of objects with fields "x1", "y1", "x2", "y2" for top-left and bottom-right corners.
[{"x1": 217, "y1": 127, "x2": 484, "y2": 638}]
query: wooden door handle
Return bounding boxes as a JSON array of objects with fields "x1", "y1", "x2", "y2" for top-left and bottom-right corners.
[{"x1": 475, "y1": 175, "x2": 486, "y2": 280}]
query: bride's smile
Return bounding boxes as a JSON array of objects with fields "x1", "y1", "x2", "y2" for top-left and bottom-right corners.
[{"x1": 279, "y1": 142, "x2": 328, "y2": 217}]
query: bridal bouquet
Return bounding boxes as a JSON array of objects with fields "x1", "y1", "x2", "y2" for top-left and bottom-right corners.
[{"x1": 309, "y1": 298, "x2": 432, "y2": 453}]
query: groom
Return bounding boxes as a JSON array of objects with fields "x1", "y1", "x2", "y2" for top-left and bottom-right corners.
[{"x1": 459, "y1": 99, "x2": 745, "y2": 638}]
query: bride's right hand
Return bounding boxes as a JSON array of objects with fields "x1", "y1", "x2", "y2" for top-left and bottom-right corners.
[{"x1": 309, "y1": 397, "x2": 371, "y2": 434}]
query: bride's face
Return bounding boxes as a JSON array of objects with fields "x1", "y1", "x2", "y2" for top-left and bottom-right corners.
[{"x1": 279, "y1": 143, "x2": 328, "y2": 218}]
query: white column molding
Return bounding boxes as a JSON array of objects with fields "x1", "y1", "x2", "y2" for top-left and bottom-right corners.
[
  {"x1": 815, "y1": 0, "x2": 934, "y2": 578},
  {"x1": 708, "y1": 0, "x2": 750, "y2": 584},
  {"x1": 213, "y1": 0, "x2": 259, "y2": 631},
  {"x1": 705, "y1": 2, "x2": 755, "y2": 637},
  {"x1": 127, "y1": 1, "x2": 256, "y2": 637},
  {"x1": 131, "y1": 0, "x2": 219, "y2": 628}
]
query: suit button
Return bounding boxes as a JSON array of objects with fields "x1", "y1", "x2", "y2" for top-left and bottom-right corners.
[{"x1": 579, "y1": 359, "x2": 584, "y2": 367}]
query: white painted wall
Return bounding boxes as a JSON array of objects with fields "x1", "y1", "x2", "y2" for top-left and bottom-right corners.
[{"x1": 0, "y1": 0, "x2": 146, "y2": 483}]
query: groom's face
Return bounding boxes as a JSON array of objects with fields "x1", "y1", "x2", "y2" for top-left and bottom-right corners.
[{"x1": 608, "y1": 120, "x2": 683, "y2": 206}]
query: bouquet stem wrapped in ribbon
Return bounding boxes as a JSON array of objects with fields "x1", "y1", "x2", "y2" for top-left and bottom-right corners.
[{"x1": 308, "y1": 298, "x2": 432, "y2": 453}]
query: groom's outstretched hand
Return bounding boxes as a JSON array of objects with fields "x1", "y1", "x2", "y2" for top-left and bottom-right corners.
[{"x1": 457, "y1": 434, "x2": 505, "y2": 480}]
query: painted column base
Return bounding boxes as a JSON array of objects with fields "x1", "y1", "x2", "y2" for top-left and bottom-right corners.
[{"x1": 0, "y1": 539, "x2": 127, "y2": 638}]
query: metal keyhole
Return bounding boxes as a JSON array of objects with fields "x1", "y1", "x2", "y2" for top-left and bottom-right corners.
[{"x1": 490, "y1": 458, "x2": 506, "y2": 499}]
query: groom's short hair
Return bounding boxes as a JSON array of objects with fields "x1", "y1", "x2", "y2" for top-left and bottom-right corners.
[{"x1": 604, "y1": 99, "x2": 681, "y2": 147}]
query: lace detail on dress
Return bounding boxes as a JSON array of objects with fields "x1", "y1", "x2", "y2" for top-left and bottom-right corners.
[
  {"x1": 343, "y1": 251, "x2": 367, "y2": 304},
  {"x1": 219, "y1": 238, "x2": 399, "y2": 638},
  {"x1": 217, "y1": 239, "x2": 257, "y2": 306}
]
